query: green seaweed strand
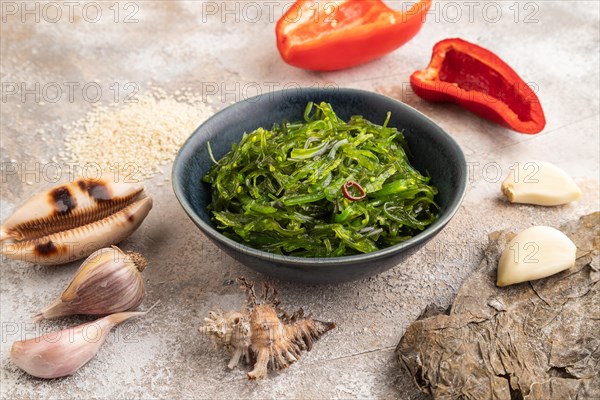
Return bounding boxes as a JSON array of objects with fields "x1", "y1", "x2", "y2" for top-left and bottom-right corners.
[{"x1": 203, "y1": 102, "x2": 439, "y2": 258}]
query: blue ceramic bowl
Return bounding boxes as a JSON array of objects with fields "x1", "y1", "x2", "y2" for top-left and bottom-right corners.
[{"x1": 172, "y1": 88, "x2": 466, "y2": 284}]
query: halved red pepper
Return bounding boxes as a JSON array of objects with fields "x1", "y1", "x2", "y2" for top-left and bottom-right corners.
[
  {"x1": 410, "y1": 38, "x2": 546, "y2": 134},
  {"x1": 276, "y1": 0, "x2": 431, "y2": 71}
]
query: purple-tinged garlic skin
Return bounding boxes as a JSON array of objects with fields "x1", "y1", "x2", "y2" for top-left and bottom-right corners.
[
  {"x1": 200, "y1": 278, "x2": 336, "y2": 379},
  {"x1": 33, "y1": 246, "x2": 147, "y2": 321},
  {"x1": 11, "y1": 310, "x2": 147, "y2": 379},
  {"x1": 0, "y1": 178, "x2": 152, "y2": 265}
]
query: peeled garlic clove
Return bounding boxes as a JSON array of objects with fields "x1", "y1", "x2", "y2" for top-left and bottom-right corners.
[
  {"x1": 33, "y1": 246, "x2": 147, "y2": 322},
  {"x1": 11, "y1": 310, "x2": 147, "y2": 379},
  {"x1": 501, "y1": 161, "x2": 581, "y2": 206},
  {"x1": 1, "y1": 178, "x2": 152, "y2": 265},
  {"x1": 497, "y1": 226, "x2": 577, "y2": 287}
]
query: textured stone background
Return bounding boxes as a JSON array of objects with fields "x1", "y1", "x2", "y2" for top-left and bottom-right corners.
[{"x1": 1, "y1": 1, "x2": 598, "y2": 398}]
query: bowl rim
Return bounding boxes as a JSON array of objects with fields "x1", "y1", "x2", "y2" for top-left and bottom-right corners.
[{"x1": 172, "y1": 87, "x2": 467, "y2": 267}]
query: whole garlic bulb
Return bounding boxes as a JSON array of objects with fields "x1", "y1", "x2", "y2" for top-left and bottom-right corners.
[{"x1": 33, "y1": 246, "x2": 147, "y2": 322}]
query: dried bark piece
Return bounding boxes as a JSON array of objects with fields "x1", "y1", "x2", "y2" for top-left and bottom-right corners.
[
  {"x1": 396, "y1": 212, "x2": 600, "y2": 399},
  {"x1": 199, "y1": 277, "x2": 336, "y2": 379}
]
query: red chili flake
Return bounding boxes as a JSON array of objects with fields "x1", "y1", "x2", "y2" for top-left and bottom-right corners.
[{"x1": 341, "y1": 181, "x2": 366, "y2": 201}]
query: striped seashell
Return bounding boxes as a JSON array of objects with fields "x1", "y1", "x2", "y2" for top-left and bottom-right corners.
[{"x1": 1, "y1": 178, "x2": 152, "y2": 265}]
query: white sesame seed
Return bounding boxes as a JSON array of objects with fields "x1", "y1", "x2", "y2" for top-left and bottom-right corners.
[{"x1": 62, "y1": 87, "x2": 213, "y2": 180}]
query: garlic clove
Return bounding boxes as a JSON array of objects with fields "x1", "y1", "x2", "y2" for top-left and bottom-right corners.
[
  {"x1": 11, "y1": 310, "x2": 147, "y2": 379},
  {"x1": 501, "y1": 161, "x2": 581, "y2": 206},
  {"x1": 33, "y1": 246, "x2": 147, "y2": 321},
  {"x1": 1, "y1": 178, "x2": 152, "y2": 265},
  {"x1": 497, "y1": 226, "x2": 577, "y2": 287}
]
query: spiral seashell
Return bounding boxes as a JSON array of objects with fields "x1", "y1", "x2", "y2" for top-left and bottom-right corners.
[{"x1": 200, "y1": 277, "x2": 336, "y2": 379}]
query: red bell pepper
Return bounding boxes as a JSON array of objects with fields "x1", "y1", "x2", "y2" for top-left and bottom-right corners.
[
  {"x1": 276, "y1": 0, "x2": 432, "y2": 71},
  {"x1": 410, "y1": 38, "x2": 546, "y2": 134}
]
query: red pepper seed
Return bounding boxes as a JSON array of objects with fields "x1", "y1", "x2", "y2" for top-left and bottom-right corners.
[{"x1": 342, "y1": 181, "x2": 366, "y2": 201}]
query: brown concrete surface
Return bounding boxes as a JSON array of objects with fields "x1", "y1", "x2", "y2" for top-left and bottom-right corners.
[{"x1": 1, "y1": 1, "x2": 599, "y2": 398}]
